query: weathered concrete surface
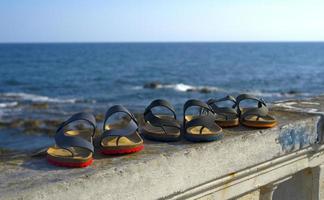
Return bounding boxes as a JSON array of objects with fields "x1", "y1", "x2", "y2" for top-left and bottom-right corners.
[{"x1": 1, "y1": 96, "x2": 324, "y2": 200}]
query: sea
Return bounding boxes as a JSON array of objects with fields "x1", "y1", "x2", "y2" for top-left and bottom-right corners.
[{"x1": 1, "y1": 42, "x2": 324, "y2": 152}]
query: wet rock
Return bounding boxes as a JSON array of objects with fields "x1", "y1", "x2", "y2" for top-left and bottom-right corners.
[
  {"x1": 44, "y1": 119, "x2": 62, "y2": 128},
  {"x1": 95, "y1": 113, "x2": 105, "y2": 122},
  {"x1": 24, "y1": 120, "x2": 42, "y2": 129},
  {"x1": 198, "y1": 87, "x2": 212, "y2": 93},
  {"x1": 0, "y1": 148, "x2": 10, "y2": 155},
  {"x1": 0, "y1": 119, "x2": 23, "y2": 129},
  {"x1": 287, "y1": 90, "x2": 298, "y2": 95},
  {"x1": 186, "y1": 87, "x2": 212, "y2": 93},
  {"x1": 23, "y1": 119, "x2": 43, "y2": 134},
  {"x1": 144, "y1": 81, "x2": 162, "y2": 89},
  {"x1": 31, "y1": 102, "x2": 49, "y2": 109}
]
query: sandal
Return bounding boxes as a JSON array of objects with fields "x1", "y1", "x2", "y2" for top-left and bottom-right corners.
[
  {"x1": 206, "y1": 95, "x2": 239, "y2": 127},
  {"x1": 183, "y1": 99, "x2": 223, "y2": 142},
  {"x1": 46, "y1": 112, "x2": 96, "y2": 168},
  {"x1": 236, "y1": 94, "x2": 277, "y2": 128},
  {"x1": 140, "y1": 99, "x2": 181, "y2": 142},
  {"x1": 100, "y1": 105, "x2": 144, "y2": 154}
]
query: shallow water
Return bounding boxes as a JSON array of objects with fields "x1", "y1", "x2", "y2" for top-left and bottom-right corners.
[{"x1": 0, "y1": 42, "x2": 324, "y2": 152}]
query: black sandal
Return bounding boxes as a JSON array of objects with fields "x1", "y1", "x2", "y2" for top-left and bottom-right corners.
[
  {"x1": 100, "y1": 105, "x2": 144, "y2": 154},
  {"x1": 140, "y1": 99, "x2": 181, "y2": 142},
  {"x1": 46, "y1": 112, "x2": 96, "y2": 168},
  {"x1": 183, "y1": 99, "x2": 223, "y2": 142},
  {"x1": 207, "y1": 95, "x2": 239, "y2": 127},
  {"x1": 236, "y1": 94, "x2": 277, "y2": 128}
]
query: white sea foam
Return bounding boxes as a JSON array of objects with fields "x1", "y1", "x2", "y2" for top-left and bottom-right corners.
[
  {"x1": 0, "y1": 101, "x2": 18, "y2": 108},
  {"x1": 139, "y1": 83, "x2": 223, "y2": 93},
  {"x1": 245, "y1": 91, "x2": 312, "y2": 98},
  {"x1": 0, "y1": 92, "x2": 77, "y2": 103}
]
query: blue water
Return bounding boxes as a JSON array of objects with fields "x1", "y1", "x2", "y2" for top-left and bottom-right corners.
[
  {"x1": 1, "y1": 42, "x2": 324, "y2": 151},
  {"x1": 1, "y1": 42, "x2": 324, "y2": 113}
]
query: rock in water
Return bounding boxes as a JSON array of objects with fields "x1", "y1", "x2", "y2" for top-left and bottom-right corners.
[{"x1": 144, "y1": 81, "x2": 162, "y2": 89}]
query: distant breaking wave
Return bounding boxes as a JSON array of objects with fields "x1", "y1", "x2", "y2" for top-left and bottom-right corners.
[
  {"x1": 139, "y1": 82, "x2": 223, "y2": 93},
  {"x1": 245, "y1": 90, "x2": 312, "y2": 98},
  {"x1": 134, "y1": 82, "x2": 312, "y2": 98},
  {"x1": 0, "y1": 92, "x2": 77, "y2": 103},
  {"x1": 0, "y1": 101, "x2": 18, "y2": 108}
]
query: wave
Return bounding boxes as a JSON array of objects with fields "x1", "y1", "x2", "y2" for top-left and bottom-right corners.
[
  {"x1": 0, "y1": 101, "x2": 18, "y2": 108},
  {"x1": 141, "y1": 82, "x2": 223, "y2": 93},
  {"x1": 0, "y1": 92, "x2": 77, "y2": 103},
  {"x1": 244, "y1": 90, "x2": 312, "y2": 98}
]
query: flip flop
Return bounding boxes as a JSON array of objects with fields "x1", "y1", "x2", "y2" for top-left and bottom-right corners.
[
  {"x1": 46, "y1": 112, "x2": 96, "y2": 168},
  {"x1": 206, "y1": 95, "x2": 239, "y2": 127},
  {"x1": 236, "y1": 94, "x2": 277, "y2": 128},
  {"x1": 100, "y1": 105, "x2": 144, "y2": 155},
  {"x1": 140, "y1": 99, "x2": 181, "y2": 142},
  {"x1": 183, "y1": 99, "x2": 223, "y2": 142}
]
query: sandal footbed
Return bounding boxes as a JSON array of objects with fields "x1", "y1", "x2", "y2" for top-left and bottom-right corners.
[
  {"x1": 240, "y1": 108, "x2": 277, "y2": 128},
  {"x1": 141, "y1": 115, "x2": 181, "y2": 139},
  {"x1": 184, "y1": 115, "x2": 222, "y2": 136},
  {"x1": 101, "y1": 119, "x2": 143, "y2": 150},
  {"x1": 46, "y1": 130, "x2": 93, "y2": 164}
]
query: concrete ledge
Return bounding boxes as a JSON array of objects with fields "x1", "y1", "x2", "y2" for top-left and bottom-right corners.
[{"x1": 1, "y1": 96, "x2": 324, "y2": 200}]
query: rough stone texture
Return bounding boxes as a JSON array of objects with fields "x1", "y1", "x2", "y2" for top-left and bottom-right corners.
[{"x1": 1, "y1": 96, "x2": 324, "y2": 200}]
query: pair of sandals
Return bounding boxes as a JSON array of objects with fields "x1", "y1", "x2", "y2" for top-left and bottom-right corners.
[
  {"x1": 47, "y1": 105, "x2": 143, "y2": 168},
  {"x1": 141, "y1": 94, "x2": 277, "y2": 143}
]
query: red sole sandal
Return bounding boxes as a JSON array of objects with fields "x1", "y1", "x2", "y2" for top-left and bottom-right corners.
[
  {"x1": 46, "y1": 112, "x2": 96, "y2": 168},
  {"x1": 100, "y1": 105, "x2": 144, "y2": 155}
]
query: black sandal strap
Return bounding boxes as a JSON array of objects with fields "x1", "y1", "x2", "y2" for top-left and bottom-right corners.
[
  {"x1": 207, "y1": 96, "x2": 238, "y2": 118},
  {"x1": 55, "y1": 112, "x2": 96, "y2": 154},
  {"x1": 144, "y1": 99, "x2": 177, "y2": 119},
  {"x1": 55, "y1": 132, "x2": 95, "y2": 154},
  {"x1": 56, "y1": 112, "x2": 96, "y2": 137},
  {"x1": 144, "y1": 99, "x2": 181, "y2": 130},
  {"x1": 183, "y1": 99, "x2": 219, "y2": 132},
  {"x1": 236, "y1": 94, "x2": 268, "y2": 117},
  {"x1": 183, "y1": 99, "x2": 214, "y2": 120},
  {"x1": 102, "y1": 105, "x2": 138, "y2": 138},
  {"x1": 185, "y1": 115, "x2": 220, "y2": 134},
  {"x1": 241, "y1": 105, "x2": 269, "y2": 120}
]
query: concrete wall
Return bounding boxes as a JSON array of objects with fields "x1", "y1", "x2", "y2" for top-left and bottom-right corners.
[{"x1": 1, "y1": 96, "x2": 324, "y2": 200}]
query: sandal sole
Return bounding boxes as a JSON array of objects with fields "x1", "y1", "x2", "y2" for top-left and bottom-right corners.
[
  {"x1": 184, "y1": 133, "x2": 223, "y2": 142},
  {"x1": 101, "y1": 145, "x2": 144, "y2": 155},
  {"x1": 242, "y1": 121, "x2": 277, "y2": 128},
  {"x1": 47, "y1": 156, "x2": 93, "y2": 168},
  {"x1": 142, "y1": 132, "x2": 181, "y2": 142}
]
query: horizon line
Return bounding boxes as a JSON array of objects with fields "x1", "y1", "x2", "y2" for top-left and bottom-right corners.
[{"x1": 1, "y1": 40, "x2": 324, "y2": 44}]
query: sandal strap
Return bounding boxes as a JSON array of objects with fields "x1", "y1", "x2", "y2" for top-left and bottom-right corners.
[
  {"x1": 185, "y1": 115, "x2": 220, "y2": 134},
  {"x1": 102, "y1": 105, "x2": 138, "y2": 138},
  {"x1": 236, "y1": 94, "x2": 267, "y2": 116},
  {"x1": 183, "y1": 99, "x2": 214, "y2": 118},
  {"x1": 55, "y1": 132, "x2": 95, "y2": 154},
  {"x1": 144, "y1": 99, "x2": 181, "y2": 129},
  {"x1": 103, "y1": 105, "x2": 138, "y2": 129},
  {"x1": 183, "y1": 99, "x2": 219, "y2": 133},
  {"x1": 55, "y1": 112, "x2": 96, "y2": 154},
  {"x1": 241, "y1": 105, "x2": 269, "y2": 120},
  {"x1": 56, "y1": 112, "x2": 96, "y2": 137},
  {"x1": 207, "y1": 95, "x2": 238, "y2": 116}
]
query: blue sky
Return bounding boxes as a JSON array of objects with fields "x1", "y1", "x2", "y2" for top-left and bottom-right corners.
[{"x1": 0, "y1": 0, "x2": 324, "y2": 42}]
